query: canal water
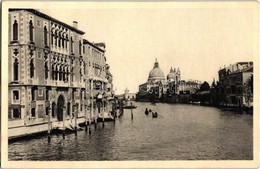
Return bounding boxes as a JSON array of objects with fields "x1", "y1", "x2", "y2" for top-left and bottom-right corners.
[{"x1": 8, "y1": 102, "x2": 253, "y2": 160}]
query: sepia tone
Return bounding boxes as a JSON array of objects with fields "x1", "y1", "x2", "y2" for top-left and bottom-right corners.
[{"x1": 1, "y1": 1, "x2": 259, "y2": 169}]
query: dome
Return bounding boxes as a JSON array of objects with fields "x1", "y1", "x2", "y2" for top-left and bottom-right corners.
[
  {"x1": 167, "y1": 67, "x2": 176, "y2": 80},
  {"x1": 148, "y1": 59, "x2": 165, "y2": 81}
]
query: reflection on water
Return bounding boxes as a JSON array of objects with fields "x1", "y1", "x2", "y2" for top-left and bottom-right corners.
[{"x1": 9, "y1": 102, "x2": 253, "y2": 160}]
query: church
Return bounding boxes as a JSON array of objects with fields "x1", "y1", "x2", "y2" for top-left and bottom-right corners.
[{"x1": 136, "y1": 59, "x2": 201, "y2": 102}]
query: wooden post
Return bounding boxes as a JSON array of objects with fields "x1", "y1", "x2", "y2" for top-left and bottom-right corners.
[
  {"x1": 47, "y1": 107, "x2": 51, "y2": 143},
  {"x1": 131, "y1": 102, "x2": 133, "y2": 120},
  {"x1": 62, "y1": 106, "x2": 65, "y2": 139},
  {"x1": 102, "y1": 100, "x2": 105, "y2": 127},
  {"x1": 94, "y1": 104, "x2": 97, "y2": 130},
  {"x1": 74, "y1": 104, "x2": 78, "y2": 136},
  {"x1": 85, "y1": 105, "x2": 88, "y2": 132}
]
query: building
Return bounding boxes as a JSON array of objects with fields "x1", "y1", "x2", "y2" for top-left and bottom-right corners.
[
  {"x1": 217, "y1": 62, "x2": 253, "y2": 107},
  {"x1": 136, "y1": 59, "x2": 201, "y2": 102},
  {"x1": 8, "y1": 9, "x2": 113, "y2": 138},
  {"x1": 123, "y1": 88, "x2": 136, "y2": 100}
]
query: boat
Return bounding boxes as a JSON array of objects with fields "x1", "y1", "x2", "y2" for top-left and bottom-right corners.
[
  {"x1": 152, "y1": 111, "x2": 158, "y2": 118},
  {"x1": 123, "y1": 105, "x2": 137, "y2": 109},
  {"x1": 97, "y1": 112, "x2": 114, "y2": 122}
]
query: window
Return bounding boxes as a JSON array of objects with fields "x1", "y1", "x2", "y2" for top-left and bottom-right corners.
[
  {"x1": 30, "y1": 59, "x2": 34, "y2": 78},
  {"x1": 79, "y1": 40, "x2": 82, "y2": 55},
  {"x1": 13, "y1": 90, "x2": 19, "y2": 101},
  {"x1": 67, "y1": 102, "x2": 71, "y2": 115},
  {"x1": 29, "y1": 20, "x2": 34, "y2": 42},
  {"x1": 31, "y1": 88, "x2": 36, "y2": 101},
  {"x1": 83, "y1": 46, "x2": 85, "y2": 54},
  {"x1": 44, "y1": 26, "x2": 48, "y2": 45},
  {"x1": 81, "y1": 104, "x2": 83, "y2": 111},
  {"x1": 31, "y1": 108, "x2": 36, "y2": 117},
  {"x1": 13, "y1": 20, "x2": 18, "y2": 41},
  {"x1": 13, "y1": 58, "x2": 19, "y2": 81},
  {"x1": 51, "y1": 102, "x2": 56, "y2": 117},
  {"x1": 45, "y1": 62, "x2": 48, "y2": 79},
  {"x1": 46, "y1": 89, "x2": 49, "y2": 100},
  {"x1": 61, "y1": 35, "x2": 64, "y2": 48},
  {"x1": 13, "y1": 109, "x2": 20, "y2": 118},
  {"x1": 70, "y1": 36, "x2": 74, "y2": 53},
  {"x1": 58, "y1": 32, "x2": 61, "y2": 47}
]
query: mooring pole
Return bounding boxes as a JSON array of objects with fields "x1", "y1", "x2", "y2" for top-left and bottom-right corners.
[
  {"x1": 62, "y1": 106, "x2": 65, "y2": 139},
  {"x1": 85, "y1": 105, "x2": 88, "y2": 132},
  {"x1": 47, "y1": 107, "x2": 51, "y2": 143},
  {"x1": 102, "y1": 100, "x2": 105, "y2": 128},
  {"x1": 74, "y1": 104, "x2": 78, "y2": 136},
  {"x1": 131, "y1": 102, "x2": 133, "y2": 120},
  {"x1": 94, "y1": 105, "x2": 97, "y2": 130}
]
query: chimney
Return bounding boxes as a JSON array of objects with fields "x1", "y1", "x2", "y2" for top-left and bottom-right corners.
[{"x1": 73, "y1": 21, "x2": 78, "y2": 29}]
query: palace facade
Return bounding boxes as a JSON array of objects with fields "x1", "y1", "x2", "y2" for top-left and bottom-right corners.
[{"x1": 8, "y1": 9, "x2": 113, "y2": 138}]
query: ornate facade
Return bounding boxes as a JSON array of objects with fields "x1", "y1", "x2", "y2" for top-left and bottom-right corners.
[{"x1": 8, "y1": 9, "x2": 113, "y2": 137}]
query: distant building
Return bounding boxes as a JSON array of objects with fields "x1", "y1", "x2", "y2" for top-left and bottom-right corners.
[
  {"x1": 123, "y1": 88, "x2": 136, "y2": 100},
  {"x1": 217, "y1": 62, "x2": 253, "y2": 107},
  {"x1": 136, "y1": 59, "x2": 201, "y2": 102}
]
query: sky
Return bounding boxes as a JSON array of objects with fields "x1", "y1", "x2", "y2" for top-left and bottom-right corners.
[{"x1": 41, "y1": 4, "x2": 255, "y2": 94}]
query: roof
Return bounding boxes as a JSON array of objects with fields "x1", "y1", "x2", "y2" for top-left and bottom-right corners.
[
  {"x1": 83, "y1": 39, "x2": 105, "y2": 52},
  {"x1": 10, "y1": 9, "x2": 85, "y2": 35}
]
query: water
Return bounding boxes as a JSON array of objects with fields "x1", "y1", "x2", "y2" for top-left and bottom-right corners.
[{"x1": 8, "y1": 102, "x2": 253, "y2": 160}]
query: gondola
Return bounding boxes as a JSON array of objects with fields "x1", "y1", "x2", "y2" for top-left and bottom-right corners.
[
  {"x1": 152, "y1": 112, "x2": 158, "y2": 118},
  {"x1": 123, "y1": 105, "x2": 137, "y2": 109}
]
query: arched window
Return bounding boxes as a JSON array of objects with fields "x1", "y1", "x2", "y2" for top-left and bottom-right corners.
[
  {"x1": 63, "y1": 66, "x2": 66, "y2": 81},
  {"x1": 13, "y1": 20, "x2": 18, "y2": 41},
  {"x1": 31, "y1": 88, "x2": 36, "y2": 101},
  {"x1": 79, "y1": 40, "x2": 82, "y2": 55},
  {"x1": 55, "y1": 65, "x2": 58, "y2": 81},
  {"x1": 29, "y1": 20, "x2": 34, "y2": 42},
  {"x1": 13, "y1": 58, "x2": 19, "y2": 81},
  {"x1": 70, "y1": 36, "x2": 74, "y2": 53},
  {"x1": 67, "y1": 102, "x2": 71, "y2": 115},
  {"x1": 51, "y1": 30, "x2": 54, "y2": 45},
  {"x1": 44, "y1": 62, "x2": 48, "y2": 79},
  {"x1": 51, "y1": 64, "x2": 55, "y2": 80},
  {"x1": 65, "y1": 34, "x2": 68, "y2": 49},
  {"x1": 44, "y1": 26, "x2": 48, "y2": 45},
  {"x1": 29, "y1": 59, "x2": 34, "y2": 78},
  {"x1": 51, "y1": 102, "x2": 56, "y2": 117},
  {"x1": 62, "y1": 35, "x2": 64, "y2": 48},
  {"x1": 59, "y1": 66, "x2": 63, "y2": 81},
  {"x1": 58, "y1": 32, "x2": 61, "y2": 47}
]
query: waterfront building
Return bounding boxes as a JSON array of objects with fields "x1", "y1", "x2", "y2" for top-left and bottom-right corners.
[
  {"x1": 123, "y1": 88, "x2": 136, "y2": 100},
  {"x1": 217, "y1": 62, "x2": 253, "y2": 107},
  {"x1": 136, "y1": 59, "x2": 201, "y2": 102},
  {"x1": 8, "y1": 9, "x2": 113, "y2": 138}
]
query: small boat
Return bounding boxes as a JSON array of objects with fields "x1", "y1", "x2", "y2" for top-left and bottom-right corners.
[
  {"x1": 97, "y1": 112, "x2": 114, "y2": 122},
  {"x1": 152, "y1": 111, "x2": 158, "y2": 118},
  {"x1": 123, "y1": 105, "x2": 137, "y2": 109}
]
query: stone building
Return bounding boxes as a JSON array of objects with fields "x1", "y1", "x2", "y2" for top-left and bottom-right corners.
[
  {"x1": 136, "y1": 59, "x2": 201, "y2": 102},
  {"x1": 217, "y1": 62, "x2": 253, "y2": 107},
  {"x1": 8, "y1": 9, "x2": 113, "y2": 138}
]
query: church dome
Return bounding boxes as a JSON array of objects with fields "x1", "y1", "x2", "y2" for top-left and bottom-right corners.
[{"x1": 148, "y1": 59, "x2": 165, "y2": 81}]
